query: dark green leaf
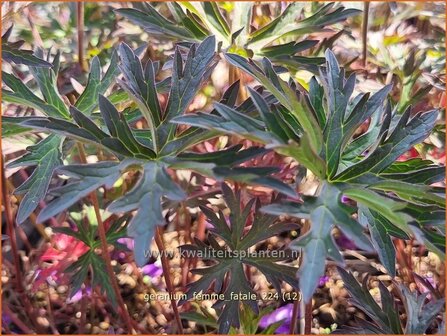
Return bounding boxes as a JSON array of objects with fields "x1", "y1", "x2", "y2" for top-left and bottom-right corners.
[
  {"x1": 248, "y1": 3, "x2": 305, "y2": 50},
  {"x1": 400, "y1": 285, "x2": 444, "y2": 334},
  {"x1": 359, "y1": 206, "x2": 396, "y2": 276},
  {"x1": 37, "y1": 161, "x2": 126, "y2": 222},
  {"x1": 74, "y1": 50, "x2": 120, "y2": 115},
  {"x1": 115, "y1": 5, "x2": 196, "y2": 40},
  {"x1": 2, "y1": 29, "x2": 52, "y2": 68},
  {"x1": 179, "y1": 184, "x2": 298, "y2": 332},
  {"x1": 259, "y1": 40, "x2": 318, "y2": 58},
  {"x1": 8, "y1": 134, "x2": 63, "y2": 224},
  {"x1": 336, "y1": 108, "x2": 439, "y2": 181},
  {"x1": 160, "y1": 36, "x2": 216, "y2": 146},
  {"x1": 2, "y1": 71, "x2": 68, "y2": 119},
  {"x1": 1, "y1": 116, "x2": 32, "y2": 137},
  {"x1": 29, "y1": 49, "x2": 69, "y2": 119},
  {"x1": 107, "y1": 161, "x2": 185, "y2": 266},
  {"x1": 337, "y1": 268, "x2": 396, "y2": 333}
]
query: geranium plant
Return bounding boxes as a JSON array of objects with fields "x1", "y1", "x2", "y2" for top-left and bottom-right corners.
[{"x1": 1, "y1": 2, "x2": 445, "y2": 334}]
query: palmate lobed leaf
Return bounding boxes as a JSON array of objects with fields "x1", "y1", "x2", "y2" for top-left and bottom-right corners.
[
  {"x1": 225, "y1": 54, "x2": 324, "y2": 154},
  {"x1": 2, "y1": 44, "x2": 53, "y2": 68},
  {"x1": 248, "y1": 3, "x2": 360, "y2": 51},
  {"x1": 57, "y1": 215, "x2": 128, "y2": 304},
  {"x1": 8, "y1": 134, "x2": 63, "y2": 224},
  {"x1": 264, "y1": 182, "x2": 374, "y2": 302},
  {"x1": 2, "y1": 72, "x2": 68, "y2": 120},
  {"x1": 4, "y1": 49, "x2": 121, "y2": 224},
  {"x1": 116, "y1": 4, "x2": 198, "y2": 41},
  {"x1": 118, "y1": 2, "x2": 359, "y2": 70},
  {"x1": 2, "y1": 25, "x2": 52, "y2": 67},
  {"x1": 74, "y1": 50, "x2": 120, "y2": 115},
  {"x1": 107, "y1": 161, "x2": 186, "y2": 266},
  {"x1": 179, "y1": 49, "x2": 444, "y2": 303},
  {"x1": 117, "y1": 35, "x2": 217, "y2": 152},
  {"x1": 37, "y1": 159, "x2": 185, "y2": 267},
  {"x1": 12, "y1": 38, "x2": 298, "y2": 270},
  {"x1": 3, "y1": 50, "x2": 70, "y2": 223},
  {"x1": 247, "y1": 2, "x2": 305, "y2": 49},
  {"x1": 160, "y1": 35, "x2": 217, "y2": 144},
  {"x1": 336, "y1": 267, "x2": 401, "y2": 334},
  {"x1": 337, "y1": 267, "x2": 445, "y2": 334},
  {"x1": 20, "y1": 97, "x2": 156, "y2": 160},
  {"x1": 175, "y1": 54, "x2": 326, "y2": 177},
  {"x1": 179, "y1": 2, "x2": 231, "y2": 45},
  {"x1": 334, "y1": 106, "x2": 439, "y2": 181},
  {"x1": 179, "y1": 183, "x2": 299, "y2": 333},
  {"x1": 401, "y1": 285, "x2": 446, "y2": 334},
  {"x1": 66, "y1": 251, "x2": 117, "y2": 305}
]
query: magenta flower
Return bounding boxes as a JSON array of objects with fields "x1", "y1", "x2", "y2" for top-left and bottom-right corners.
[
  {"x1": 335, "y1": 232, "x2": 357, "y2": 250},
  {"x1": 259, "y1": 303, "x2": 295, "y2": 334},
  {"x1": 67, "y1": 287, "x2": 92, "y2": 304},
  {"x1": 319, "y1": 275, "x2": 330, "y2": 287},
  {"x1": 141, "y1": 263, "x2": 163, "y2": 277}
]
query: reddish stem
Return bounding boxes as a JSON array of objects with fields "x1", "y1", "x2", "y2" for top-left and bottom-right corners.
[
  {"x1": 154, "y1": 227, "x2": 184, "y2": 333},
  {"x1": 76, "y1": 144, "x2": 135, "y2": 332},
  {"x1": 289, "y1": 298, "x2": 300, "y2": 334},
  {"x1": 2, "y1": 304, "x2": 34, "y2": 334},
  {"x1": 304, "y1": 301, "x2": 312, "y2": 334}
]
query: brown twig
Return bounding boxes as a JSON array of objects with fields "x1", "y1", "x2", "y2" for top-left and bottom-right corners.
[
  {"x1": 79, "y1": 286, "x2": 87, "y2": 334},
  {"x1": 1, "y1": 156, "x2": 41, "y2": 332},
  {"x1": 2, "y1": 303, "x2": 34, "y2": 334},
  {"x1": 290, "y1": 298, "x2": 300, "y2": 334},
  {"x1": 1, "y1": 158, "x2": 24, "y2": 292},
  {"x1": 296, "y1": 218, "x2": 312, "y2": 334},
  {"x1": 362, "y1": 2, "x2": 370, "y2": 68},
  {"x1": 154, "y1": 227, "x2": 184, "y2": 334},
  {"x1": 46, "y1": 284, "x2": 60, "y2": 334},
  {"x1": 77, "y1": 2, "x2": 87, "y2": 72},
  {"x1": 304, "y1": 301, "x2": 312, "y2": 334}
]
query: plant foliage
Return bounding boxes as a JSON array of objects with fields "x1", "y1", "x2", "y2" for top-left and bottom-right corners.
[
  {"x1": 336, "y1": 267, "x2": 445, "y2": 334},
  {"x1": 179, "y1": 183, "x2": 299, "y2": 333},
  {"x1": 176, "y1": 49, "x2": 445, "y2": 302},
  {"x1": 117, "y1": 2, "x2": 360, "y2": 70},
  {"x1": 5, "y1": 37, "x2": 295, "y2": 267},
  {"x1": 2, "y1": 4, "x2": 445, "y2": 332}
]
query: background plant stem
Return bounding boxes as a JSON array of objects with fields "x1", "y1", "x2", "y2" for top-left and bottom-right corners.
[
  {"x1": 1, "y1": 156, "x2": 42, "y2": 332},
  {"x1": 76, "y1": 144, "x2": 135, "y2": 333},
  {"x1": 77, "y1": 2, "x2": 87, "y2": 72},
  {"x1": 362, "y1": 2, "x2": 370, "y2": 67},
  {"x1": 155, "y1": 227, "x2": 184, "y2": 333}
]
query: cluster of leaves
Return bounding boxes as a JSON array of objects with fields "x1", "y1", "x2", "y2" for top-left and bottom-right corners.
[
  {"x1": 336, "y1": 267, "x2": 445, "y2": 334},
  {"x1": 3, "y1": 36, "x2": 295, "y2": 267},
  {"x1": 117, "y1": 2, "x2": 359, "y2": 70},
  {"x1": 179, "y1": 183, "x2": 299, "y2": 333},
  {"x1": 364, "y1": 3, "x2": 445, "y2": 114},
  {"x1": 2, "y1": 2, "x2": 445, "y2": 333},
  {"x1": 3, "y1": 48, "x2": 117, "y2": 223},
  {"x1": 177, "y1": 50, "x2": 445, "y2": 302},
  {"x1": 2, "y1": 25, "x2": 52, "y2": 67},
  {"x1": 181, "y1": 304, "x2": 285, "y2": 334}
]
